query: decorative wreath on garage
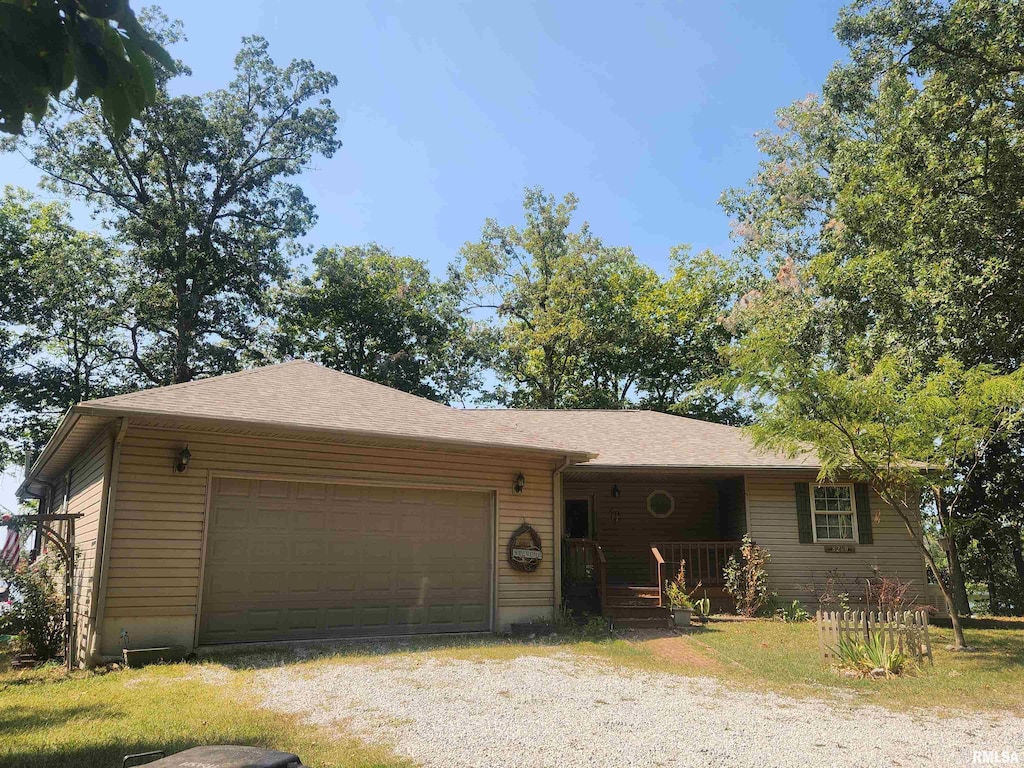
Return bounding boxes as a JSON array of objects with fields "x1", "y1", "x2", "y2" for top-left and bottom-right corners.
[{"x1": 508, "y1": 523, "x2": 543, "y2": 573}]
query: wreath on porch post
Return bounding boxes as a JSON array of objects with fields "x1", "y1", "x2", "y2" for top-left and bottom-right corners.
[{"x1": 508, "y1": 523, "x2": 543, "y2": 572}]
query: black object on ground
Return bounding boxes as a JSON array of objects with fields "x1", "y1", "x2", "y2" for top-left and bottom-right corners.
[{"x1": 123, "y1": 745, "x2": 303, "y2": 768}]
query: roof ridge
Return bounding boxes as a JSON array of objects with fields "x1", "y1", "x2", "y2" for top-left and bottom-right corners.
[
  {"x1": 83, "y1": 360, "x2": 459, "y2": 413},
  {"x1": 82, "y1": 360, "x2": 311, "y2": 405},
  {"x1": 465, "y1": 408, "x2": 648, "y2": 413}
]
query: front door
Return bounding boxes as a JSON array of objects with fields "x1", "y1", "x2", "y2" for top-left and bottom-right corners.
[{"x1": 564, "y1": 498, "x2": 592, "y2": 539}]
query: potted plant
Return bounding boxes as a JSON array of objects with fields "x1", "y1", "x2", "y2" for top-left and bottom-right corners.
[{"x1": 664, "y1": 563, "x2": 694, "y2": 627}]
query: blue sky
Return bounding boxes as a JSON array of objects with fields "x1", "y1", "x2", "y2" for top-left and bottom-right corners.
[{"x1": 0, "y1": 0, "x2": 849, "y2": 510}]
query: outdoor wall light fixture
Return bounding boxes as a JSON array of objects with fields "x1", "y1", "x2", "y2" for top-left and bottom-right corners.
[
  {"x1": 612, "y1": 484, "x2": 620, "y2": 498},
  {"x1": 174, "y1": 445, "x2": 192, "y2": 474},
  {"x1": 513, "y1": 472, "x2": 526, "y2": 494}
]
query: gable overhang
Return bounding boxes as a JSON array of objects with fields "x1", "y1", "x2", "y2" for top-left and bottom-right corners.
[
  {"x1": 19, "y1": 404, "x2": 596, "y2": 497},
  {"x1": 17, "y1": 409, "x2": 116, "y2": 500}
]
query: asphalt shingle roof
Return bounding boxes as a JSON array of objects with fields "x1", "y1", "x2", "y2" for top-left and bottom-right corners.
[
  {"x1": 75, "y1": 361, "x2": 817, "y2": 468},
  {"x1": 77, "y1": 360, "x2": 584, "y2": 457},
  {"x1": 467, "y1": 409, "x2": 817, "y2": 469}
]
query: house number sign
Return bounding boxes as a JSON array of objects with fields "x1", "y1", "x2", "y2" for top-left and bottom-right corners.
[{"x1": 508, "y1": 523, "x2": 543, "y2": 572}]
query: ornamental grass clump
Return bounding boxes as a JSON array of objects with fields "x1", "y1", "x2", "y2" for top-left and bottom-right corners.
[{"x1": 834, "y1": 633, "x2": 911, "y2": 679}]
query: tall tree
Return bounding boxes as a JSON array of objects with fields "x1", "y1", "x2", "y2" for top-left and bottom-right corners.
[
  {"x1": 457, "y1": 188, "x2": 602, "y2": 409},
  {"x1": 12, "y1": 15, "x2": 340, "y2": 385},
  {"x1": 635, "y1": 247, "x2": 745, "y2": 423},
  {"x1": 277, "y1": 244, "x2": 483, "y2": 404},
  {"x1": 0, "y1": 188, "x2": 127, "y2": 465},
  {"x1": 458, "y1": 188, "x2": 741, "y2": 416},
  {"x1": 721, "y1": 0, "x2": 1024, "y2": 613},
  {"x1": 721, "y1": 264, "x2": 1024, "y2": 648}
]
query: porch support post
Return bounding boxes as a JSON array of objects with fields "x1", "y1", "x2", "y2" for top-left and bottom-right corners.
[{"x1": 552, "y1": 455, "x2": 570, "y2": 612}]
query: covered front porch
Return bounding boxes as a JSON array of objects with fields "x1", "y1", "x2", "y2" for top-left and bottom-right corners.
[{"x1": 560, "y1": 471, "x2": 746, "y2": 625}]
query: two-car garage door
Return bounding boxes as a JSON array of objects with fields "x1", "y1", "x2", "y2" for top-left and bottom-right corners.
[{"x1": 198, "y1": 476, "x2": 493, "y2": 644}]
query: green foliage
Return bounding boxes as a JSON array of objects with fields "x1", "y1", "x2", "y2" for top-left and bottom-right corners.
[
  {"x1": 777, "y1": 600, "x2": 811, "y2": 623},
  {"x1": 0, "y1": 0, "x2": 175, "y2": 134},
  {"x1": 719, "y1": 255, "x2": 1023, "y2": 643},
  {"x1": 12, "y1": 17, "x2": 340, "y2": 386},
  {"x1": 721, "y1": 0, "x2": 1024, "y2": 623},
  {"x1": 692, "y1": 592, "x2": 712, "y2": 623},
  {"x1": 833, "y1": 633, "x2": 910, "y2": 678},
  {"x1": 0, "y1": 188, "x2": 131, "y2": 464},
  {"x1": 276, "y1": 244, "x2": 483, "y2": 404},
  {"x1": 723, "y1": 535, "x2": 772, "y2": 617},
  {"x1": 664, "y1": 562, "x2": 694, "y2": 610},
  {"x1": 0, "y1": 557, "x2": 65, "y2": 661},
  {"x1": 458, "y1": 187, "x2": 743, "y2": 419},
  {"x1": 954, "y1": 430, "x2": 1024, "y2": 615},
  {"x1": 552, "y1": 607, "x2": 611, "y2": 640}
]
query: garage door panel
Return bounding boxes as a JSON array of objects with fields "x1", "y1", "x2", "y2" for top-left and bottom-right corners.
[
  {"x1": 200, "y1": 480, "x2": 493, "y2": 644},
  {"x1": 296, "y1": 483, "x2": 326, "y2": 500},
  {"x1": 215, "y1": 477, "x2": 252, "y2": 497},
  {"x1": 290, "y1": 539, "x2": 327, "y2": 561},
  {"x1": 326, "y1": 607, "x2": 355, "y2": 628},
  {"x1": 258, "y1": 480, "x2": 291, "y2": 498},
  {"x1": 326, "y1": 513, "x2": 362, "y2": 533}
]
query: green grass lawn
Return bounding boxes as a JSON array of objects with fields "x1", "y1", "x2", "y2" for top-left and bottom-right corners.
[
  {"x1": 633, "y1": 615, "x2": 1024, "y2": 714},
  {"x1": 1, "y1": 617, "x2": 1021, "y2": 767},
  {"x1": 0, "y1": 652, "x2": 408, "y2": 768}
]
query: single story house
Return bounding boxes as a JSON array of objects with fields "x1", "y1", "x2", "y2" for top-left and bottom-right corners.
[{"x1": 18, "y1": 361, "x2": 934, "y2": 666}]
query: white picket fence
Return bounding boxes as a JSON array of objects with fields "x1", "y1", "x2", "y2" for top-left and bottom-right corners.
[{"x1": 817, "y1": 609, "x2": 934, "y2": 665}]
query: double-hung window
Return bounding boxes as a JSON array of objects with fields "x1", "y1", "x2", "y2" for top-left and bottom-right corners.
[{"x1": 812, "y1": 484, "x2": 858, "y2": 542}]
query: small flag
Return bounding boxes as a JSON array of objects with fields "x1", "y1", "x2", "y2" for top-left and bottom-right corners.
[{"x1": 1, "y1": 528, "x2": 20, "y2": 568}]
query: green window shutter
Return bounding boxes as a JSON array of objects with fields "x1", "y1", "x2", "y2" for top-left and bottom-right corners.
[
  {"x1": 795, "y1": 482, "x2": 813, "y2": 544},
  {"x1": 855, "y1": 483, "x2": 873, "y2": 545}
]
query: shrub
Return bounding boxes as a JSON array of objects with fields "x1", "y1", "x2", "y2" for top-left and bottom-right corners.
[
  {"x1": 799, "y1": 568, "x2": 853, "y2": 612},
  {"x1": 552, "y1": 607, "x2": 611, "y2": 639},
  {"x1": 0, "y1": 557, "x2": 66, "y2": 661},
  {"x1": 723, "y1": 535, "x2": 771, "y2": 617},
  {"x1": 865, "y1": 568, "x2": 919, "y2": 614}
]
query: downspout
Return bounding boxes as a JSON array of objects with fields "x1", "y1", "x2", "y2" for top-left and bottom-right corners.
[
  {"x1": 87, "y1": 417, "x2": 128, "y2": 665},
  {"x1": 552, "y1": 455, "x2": 572, "y2": 611}
]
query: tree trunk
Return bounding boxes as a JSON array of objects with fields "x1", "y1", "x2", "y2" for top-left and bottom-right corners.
[
  {"x1": 922, "y1": 546, "x2": 968, "y2": 649},
  {"x1": 1010, "y1": 531, "x2": 1024, "y2": 604},
  {"x1": 173, "y1": 281, "x2": 194, "y2": 384},
  {"x1": 881, "y1": 487, "x2": 968, "y2": 649},
  {"x1": 983, "y1": 551, "x2": 998, "y2": 614},
  {"x1": 946, "y1": 535, "x2": 973, "y2": 617},
  {"x1": 934, "y1": 489, "x2": 972, "y2": 616}
]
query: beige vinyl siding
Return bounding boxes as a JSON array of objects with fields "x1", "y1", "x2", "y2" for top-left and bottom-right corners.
[
  {"x1": 745, "y1": 472, "x2": 930, "y2": 607},
  {"x1": 101, "y1": 423, "x2": 559, "y2": 650},
  {"x1": 48, "y1": 431, "x2": 111, "y2": 666}
]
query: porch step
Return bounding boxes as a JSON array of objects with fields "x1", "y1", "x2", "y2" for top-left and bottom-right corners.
[
  {"x1": 607, "y1": 585, "x2": 660, "y2": 600},
  {"x1": 613, "y1": 616, "x2": 673, "y2": 629},
  {"x1": 603, "y1": 602, "x2": 671, "y2": 630}
]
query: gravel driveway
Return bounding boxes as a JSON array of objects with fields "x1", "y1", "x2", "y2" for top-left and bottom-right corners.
[{"x1": 256, "y1": 654, "x2": 1022, "y2": 768}]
